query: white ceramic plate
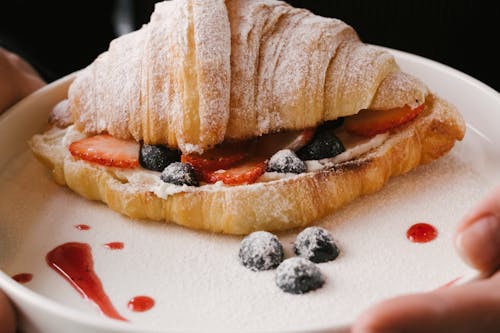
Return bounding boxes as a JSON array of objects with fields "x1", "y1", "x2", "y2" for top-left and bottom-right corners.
[{"x1": 1, "y1": 48, "x2": 499, "y2": 333}]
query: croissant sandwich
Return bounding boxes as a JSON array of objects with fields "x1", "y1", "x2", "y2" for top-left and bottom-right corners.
[{"x1": 29, "y1": 0, "x2": 465, "y2": 235}]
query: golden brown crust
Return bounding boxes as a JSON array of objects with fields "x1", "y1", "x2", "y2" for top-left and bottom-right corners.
[{"x1": 29, "y1": 94, "x2": 465, "y2": 235}]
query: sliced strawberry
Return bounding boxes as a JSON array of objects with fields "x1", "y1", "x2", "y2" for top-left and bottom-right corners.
[
  {"x1": 255, "y1": 127, "x2": 316, "y2": 157},
  {"x1": 69, "y1": 135, "x2": 140, "y2": 169},
  {"x1": 344, "y1": 104, "x2": 426, "y2": 137},
  {"x1": 181, "y1": 143, "x2": 249, "y2": 171},
  {"x1": 201, "y1": 159, "x2": 267, "y2": 185}
]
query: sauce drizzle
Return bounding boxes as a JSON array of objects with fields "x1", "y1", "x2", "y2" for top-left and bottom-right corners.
[
  {"x1": 104, "y1": 242, "x2": 124, "y2": 250},
  {"x1": 12, "y1": 273, "x2": 33, "y2": 284},
  {"x1": 128, "y1": 296, "x2": 155, "y2": 312},
  {"x1": 46, "y1": 242, "x2": 126, "y2": 321},
  {"x1": 75, "y1": 224, "x2": 91, "y2": 231}
]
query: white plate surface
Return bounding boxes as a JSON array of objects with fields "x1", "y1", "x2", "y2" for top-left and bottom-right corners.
[{"x1": 1, "y1": 48, "x2": 500, "y2": 333}]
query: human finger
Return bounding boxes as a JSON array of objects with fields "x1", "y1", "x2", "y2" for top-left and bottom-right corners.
[
  {"x1": 352, "y1": 272, "x2": 500, "y2": 333},
  {"x1": 0, "y1": 289, "x2": 16, "y2": 333},
  {"x1": 454, "y1": 186, "x2": 500, "y2": 272}
]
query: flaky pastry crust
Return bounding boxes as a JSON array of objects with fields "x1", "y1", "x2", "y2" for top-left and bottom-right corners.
[{"x1": 68, "y1": 0, "x2": 428, "y2": 154}]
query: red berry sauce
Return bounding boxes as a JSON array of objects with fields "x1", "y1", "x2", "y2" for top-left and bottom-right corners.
[
  {"x1": 128, "y1": 296, "x2": 155, "y2": 312},
  {"x1": 75, "y1": 224, "x2": 91, "y2": 231},
  {"x1": 104, "y1": 242, "x2": 124, "y2": 250},
  {"x1": 46, "y1": 242, "x2": 126, "y2": 321},
  {"x1": 437, "y1": 276, "x2": 462, "y2": 290},
  {"x1": 12, "y1": 273, "x2": 33, "y2": 284},
  {"x1": 406, "y1": 223, "x2": 438, "y2": 243}
]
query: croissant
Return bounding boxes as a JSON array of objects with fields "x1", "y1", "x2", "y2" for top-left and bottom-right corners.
[
  {"x1": 30, "y1": 0, "x2": 465, "y2": 235},
  {"x1": 69, "y1": 0, "x2": 427, "y2": 154}
]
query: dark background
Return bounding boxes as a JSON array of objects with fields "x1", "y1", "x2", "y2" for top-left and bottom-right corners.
[{"x1": 1, "y1": 0, "x2": 498, "y2": 91}]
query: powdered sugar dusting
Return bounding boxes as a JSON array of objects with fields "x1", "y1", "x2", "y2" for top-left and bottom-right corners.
[
  {"x1": 275, "y1": 257, "x2": 324, "y2": 294},
  {"x1": 69, "y1": 0, "x2": 425, "y2": 154},
  {"x1": 267, "y1": 149, "x2": 306, "y2": 173},
  {"x1": 370, "y1": 71, "x2": 428, "y2": 110},
  {"x1": 226, "y1": 0, "x2": 360, "y2": 138},
  {"x1": 239, "y1": 231, "x2": 284, "y2": 271},
  {"x1": 69, "y1": 0, "x2": 231, "y2": 154}
]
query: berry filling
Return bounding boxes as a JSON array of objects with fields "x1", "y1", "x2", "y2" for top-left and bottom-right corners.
[
  {"x1": 267, "y1": 149, "x2": 306, "y2": 174},
  {"x1": 68, "y1": 103, "x2": 425, "y2": 186},
  {"x1": 69, "y1": 134, "x2": 139, "y2": 169},
  {"x1": 160, "y1": 162, "x2": 199, "y2": 187},
  {"x1": 200, "y1": 158, "x2": 267, "y2": 185},
  {"x1": 344, "y1": 103, "x2": 426, "y2": 137},
  {"x1": 140, "y1": 144, "x2": 180, "y2": 172},
  {"x1": 181, "y1": 142, "x2": 249, "y2": 171}
]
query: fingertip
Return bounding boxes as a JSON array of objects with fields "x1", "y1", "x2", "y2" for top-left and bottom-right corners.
[
  {"x1": 352, "y1": 293, "x2": 445, "y2": 333},
  {"x1": 0, "y1": 291, "x2": 16, "y2": 333},
  {"x1": 456, "y1": 186, "x2": 500, "y2": 234},
  {"x1": 457, "y1": 186, "x2": 500, "y2": 234},
  {"x1": 454, "y1": 215, "x2": 500, "y2": 272}
]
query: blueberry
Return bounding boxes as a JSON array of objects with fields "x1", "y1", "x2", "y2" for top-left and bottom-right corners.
[
  {"x1": 160, "y1": 162, "x2": 199, "y2": 186},
  {"x1": 320, "y1": 117, "x2": 344, "y2": 130},
  {"x1": 294, "y1": 227, "x2": 339, "y2": 263},
  {"x1": 296, "y1": 130, "x2": 345, "y2": 160},
  {"x1": 275, "y1": 257, "x2": 324, "y2": 294},
  {"x1": 239, "y1": 231, "x2": 284, "y2": 271},
  {"x1": 139, "y1": 144, "x2": 180, "y2": 172},
  {"x1": 267, "y1": 149, "x2": 306, "y2": 174}
]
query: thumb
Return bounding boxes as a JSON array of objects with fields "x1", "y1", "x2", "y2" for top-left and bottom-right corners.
[
  {"x1": 0, "y1": 290, "x2": 16, "y2": 333},
  {"x1": 455, "y1": 186, "x2": 500, "y2": 272},
  {"x1": 352, "y1": 272, "x2": 500, "y2": 333}
]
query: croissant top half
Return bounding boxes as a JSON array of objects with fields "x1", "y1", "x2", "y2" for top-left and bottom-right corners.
[{"x1": 68, "y1": 0, "x2": 428, "y2": 154}]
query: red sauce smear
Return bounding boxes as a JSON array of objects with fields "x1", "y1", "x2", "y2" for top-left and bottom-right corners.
[
  {"x1": 104, "y1": 242, "x2": 124, "y2": 250},
  {"x1": 128, "y1": 296, "x2": 155, "y2": 312},
  {"x1": 75, "y1": 224, "x2": 91, "y2": 231},
  {"x1": 437, "y1": 276, "x2": 462, "y2": 290},
  {"x1": 406, "y1": 223, "x2": 438, "y2": 243},
  {"x1": 12, "y1": 273, "x2": 33, "y2": 284},
  {"x1": 46, "y1": 242, "x2": 126, "y2": 321}
]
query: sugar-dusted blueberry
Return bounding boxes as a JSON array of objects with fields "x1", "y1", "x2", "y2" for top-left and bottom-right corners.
[
  {"x1": 267, "y1": 149, "x2": 306, "y2": 174},
  {"x1": 239, "y1": 231, "x2": 284, "y2": 271},
  {"x1": 139, "y1": 144, "x2": 180, "y2": 172},
  {"x1": 294, "y1": 226, "x2": 339, "y2": 263},
  {"x1": 296, "y1": 130, "x2": 345, "y2": 160},
  {"x1": 160, "y1": 162, "x2": 199, "y2": 186},
  {"x1": 275, "y1": 257, "x2": 324, "y2": 294}
]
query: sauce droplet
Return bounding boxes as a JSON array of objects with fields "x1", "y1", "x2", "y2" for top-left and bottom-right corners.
[
  {"x1": 128, "y1": 296, "x2": 155, "y2": 312},
  {"x1": 406, "y1": 223, "x2": 438, "y2": 243},
  {"x1": 75, "y1": 224, "x2": 91, "y2": 231},
  {"x1": 12, "y1": 273, "x2": 33, "y2": 284},
  {"x1": 104, "y1": 242, "x2": 124, "y2": 250},
  {"x1": 46, "y1": 242, "x2": 126, "y2": 321}
]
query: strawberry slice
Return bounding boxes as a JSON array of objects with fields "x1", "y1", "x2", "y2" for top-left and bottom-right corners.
[
  {"x1": 344, "y1": 104, "x2": 426, "y2": 137},
  {"x1": 181, "y1": 143, "x2": 249, "y2": 171},
  {"x1": 201, "y1": 159, "x2": 267, "y2": 185},
  {"x1": 69, "y1": 134, "x2": 140, "y2": 168},
  {"x1": 255, "y1": 128, "x2": 316, "y2": 157}
]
